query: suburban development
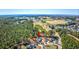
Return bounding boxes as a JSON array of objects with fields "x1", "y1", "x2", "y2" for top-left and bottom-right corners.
[
  {"x1": 0, "y1": 9, "x2": 79, "y2": 49},
  {"x1": 0, "y1": 14, "x2": 79, "y2": 49}
]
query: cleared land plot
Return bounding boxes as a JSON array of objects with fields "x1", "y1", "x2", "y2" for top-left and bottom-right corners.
[{"x1": 46, "y1": 20, "x2": 67, "y2": 25}]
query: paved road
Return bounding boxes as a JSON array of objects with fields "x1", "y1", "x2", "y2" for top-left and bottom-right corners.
[{"x1": 55, "y1": 32, "x2": 62, "y2": 49}]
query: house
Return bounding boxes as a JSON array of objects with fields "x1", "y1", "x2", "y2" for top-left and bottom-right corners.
[
  {"x1": 37, "y1": 44, "x2": 43, "y2": 49},
  {"x1": 76, "y1": 17, "x2": 79, "y2": 21}
]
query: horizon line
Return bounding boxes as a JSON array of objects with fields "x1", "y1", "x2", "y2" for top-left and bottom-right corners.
[{"x1": 0, "y1": 14, "x2": 79, "y2": 16}]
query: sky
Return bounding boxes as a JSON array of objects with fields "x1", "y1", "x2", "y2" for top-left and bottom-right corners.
[{"x1": 0, "y1": 9, "x2": 79, "y2": 15}]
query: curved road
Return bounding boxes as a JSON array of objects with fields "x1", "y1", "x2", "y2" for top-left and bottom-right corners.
[{"x1": 55, "y1": 32, "x2": 62, "y2": 49}]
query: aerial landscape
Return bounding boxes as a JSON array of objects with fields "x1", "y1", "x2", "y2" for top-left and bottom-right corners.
[{"x1": 0, "y1": 9, "x2": 79, "y2": 49}]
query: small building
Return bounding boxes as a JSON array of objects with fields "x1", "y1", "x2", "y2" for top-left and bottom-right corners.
[{"x1": 76, "y1": 17, "x2": 79, "y2": 21}]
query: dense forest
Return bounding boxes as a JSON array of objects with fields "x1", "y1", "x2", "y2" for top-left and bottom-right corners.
[
  {"x1": 0, "y1": 19, "x2": 33, "y2": 48},
  {"x1": 56, "y1": 28, "x2": 79, "y2": 49},
  {"x1": 61, "y1": 34, "x2": 79, "y2": 49}
]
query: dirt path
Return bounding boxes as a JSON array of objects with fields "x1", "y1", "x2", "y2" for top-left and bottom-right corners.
[{"x1": 68, "y1": 34, "x2": 79, "y2": 41}]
